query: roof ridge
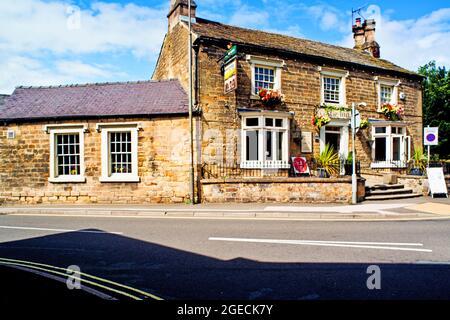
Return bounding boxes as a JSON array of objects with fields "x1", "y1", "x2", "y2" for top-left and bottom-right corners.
[
  {"x1": 15, "y1": 79, "x2": 179, "y2": 90},
  {"x1": 193, "y1": 17, "x2": 417, "y2": 76}
]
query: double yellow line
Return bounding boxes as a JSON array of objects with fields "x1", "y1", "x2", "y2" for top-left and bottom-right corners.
[{"x1": 0, "y1": 257, "x2": 163, "y2": 301}]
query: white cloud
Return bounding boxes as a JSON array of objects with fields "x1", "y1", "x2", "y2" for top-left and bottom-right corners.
[
  {"x1": 0, "y1": 0, "x2": 167, "y2": 58},
  {"x1": 340, "y1": 7, "x2": 450, "y2": 71},
  {"x1": 0, "y1": 55, "x2": 128, "y2": 93},
  {"x1": 0, "y1": 0, "x2": 168, "y2": 93}
]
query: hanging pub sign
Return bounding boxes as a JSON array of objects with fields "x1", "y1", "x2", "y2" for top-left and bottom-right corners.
[
  {"x1": 223, "y1": 44, "x2": 237, "y2": 64},
  {"x1": 224, "y1": 58, "x2": 237, "y2": 94}
]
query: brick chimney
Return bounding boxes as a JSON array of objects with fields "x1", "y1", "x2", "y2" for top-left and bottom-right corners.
[
  {"x1": 352, "y1": 18, "x2": 365, "y2": 50},
  {"x1": 352, "y1": 18, "x2": 381, "y2": 58},
  {"x1": 168, "y1": 0, "x2": 197, "y2": 31},
  {"x1": 362, "y1": 19, "x2": 380, "y2": 58}
]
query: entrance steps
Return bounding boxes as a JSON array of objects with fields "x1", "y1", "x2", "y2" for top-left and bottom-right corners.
[{"x1": 365, "y1": 184, "x2": 422, "y2": 201}]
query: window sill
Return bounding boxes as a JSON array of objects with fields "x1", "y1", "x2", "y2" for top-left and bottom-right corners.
[
  {"x1": 48, "y1": 176, "x2": 86, "y2": 183},
  {"x1": 99, "y1": 176, "x2": 140, "y2": 183},
  {"x1": 250, "y1": 95, "x2": 260, "y2": 100}
]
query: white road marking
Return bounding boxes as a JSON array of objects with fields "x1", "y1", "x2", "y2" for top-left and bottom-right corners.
[
  {"x1": 209, "y1": 237, "x2": 433, "y2": 253},
  {"x1": 0, "y1": 225, "x2": 123, "y2": 235}
]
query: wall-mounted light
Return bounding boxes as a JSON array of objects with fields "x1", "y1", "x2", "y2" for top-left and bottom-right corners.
[{"x1": 399, "y1": 92, "x2": 406, "y2": 100}]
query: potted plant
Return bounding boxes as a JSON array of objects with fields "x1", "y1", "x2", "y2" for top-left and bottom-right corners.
[
  {"x1": 410, "y1": 148, "x2": 427, "y2": 176},
  {"x1": 316, "y1": 143, "x2": 339, "y2": 178},
  {"x1": 344, "y1": 152, "x2": 353, "y2": 176}
]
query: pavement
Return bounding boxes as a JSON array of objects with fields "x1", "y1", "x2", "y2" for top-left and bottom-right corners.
[{"x1": 0, "y1": 196, "x2": 449, "y2": 221}]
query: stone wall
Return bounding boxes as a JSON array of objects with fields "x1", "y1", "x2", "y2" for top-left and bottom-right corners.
[
  {"x1": 201, "y1": 177, "x2": 366, "y2": 204},
  {"x1": 0, "y1": 117, "x2": 193, "y2": 205}
]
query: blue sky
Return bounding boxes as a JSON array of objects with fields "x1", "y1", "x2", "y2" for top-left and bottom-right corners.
[{"x1": 1, "y1": 0, "x2": 450, "y2": 94}]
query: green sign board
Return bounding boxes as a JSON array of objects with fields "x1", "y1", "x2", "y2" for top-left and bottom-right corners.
[{"x1": 223, "y1": 45, "x2": 237, "y2": 64}]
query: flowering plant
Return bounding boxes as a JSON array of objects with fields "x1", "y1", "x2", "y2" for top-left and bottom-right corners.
[
  {"x1": 381, "y1": 103, "x2": 404, "y2": 121},
  {"x1": 311, "y1": 113, "x2": 330, "y2": 130},
  {"x1": 258, "y1": 88, "x2": 284, "y2": 107}
]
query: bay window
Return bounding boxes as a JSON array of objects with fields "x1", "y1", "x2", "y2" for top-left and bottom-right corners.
[
  {"x1": 371, "y1": 124, "x2": 411, "y2": 168},
  {"x1": 241, "y1": 114, "x2": 290, "y2": 169}
]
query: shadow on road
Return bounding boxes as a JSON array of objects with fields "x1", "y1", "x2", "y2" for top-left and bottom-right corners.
[{"x1": 0, "y1": 229, "x2": 449, "y2": 300}]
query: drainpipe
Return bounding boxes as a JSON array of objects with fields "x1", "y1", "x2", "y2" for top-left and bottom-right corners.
[{"x1": 188, "y1": 0, "x2": 195, "y2": 204}]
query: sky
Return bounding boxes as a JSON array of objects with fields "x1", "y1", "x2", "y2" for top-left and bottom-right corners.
[{"x1": 1, "y1": 0, "x2": 450, "y2": 94}]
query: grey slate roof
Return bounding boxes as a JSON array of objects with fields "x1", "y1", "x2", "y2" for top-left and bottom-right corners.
[
  {"x1": 0, "y1": 80, "x2": 188, "y2": 122},
  {"x1": 191, "y1": 18, "x2": 419, "y2": 77}
]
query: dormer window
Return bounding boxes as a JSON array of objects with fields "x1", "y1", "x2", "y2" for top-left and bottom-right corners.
[{"x1": 246, "y1": 55, "x2": 284, "y2": 97}]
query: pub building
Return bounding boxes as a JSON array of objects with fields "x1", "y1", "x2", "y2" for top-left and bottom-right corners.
[{"x1": 0, "y1": 0, "x2": 424, "y2": 204}]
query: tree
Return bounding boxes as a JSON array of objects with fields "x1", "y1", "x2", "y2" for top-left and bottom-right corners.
[{"x1": 418, "y1": 61, "x2": 450, "y2": 159}]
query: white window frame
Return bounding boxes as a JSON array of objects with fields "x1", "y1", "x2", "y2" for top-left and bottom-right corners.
[
  {"x1": 247, "y1": 55, "x2": 284, "y2": 98},
  {"x1": 320, "y1": 68, "x2": 349, "y2": 106},
  {"x1": 376, "y1": 77, "x2": 400, "y2": 111},
  {"x1": 44, "y1": 124, "x2": 87, "y2": 183},
  {"x1": 97, "y1": 122, "x2": 141, "y2": 183},
  {"x1": 370, "y1": 123, "x2": 410, "y2": 168},
  {"x1": 240, "y1": 112, "x2": 291, "y2": 169}
]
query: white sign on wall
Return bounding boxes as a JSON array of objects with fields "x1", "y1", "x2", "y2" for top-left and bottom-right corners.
[
  {"x1": 301, "y1": 132, "x2": 313, "y2": 153},
  {"x1": 424, "y1": 127, "x2": 439, "y2": 146},
  {"x1": 427, "y1": 167, "x2": 448, "y2": 198}
]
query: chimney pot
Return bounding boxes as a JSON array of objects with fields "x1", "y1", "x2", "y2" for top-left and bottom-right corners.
[{"x1": 167, "y1": 0, "x2": 197, "y2": 31}]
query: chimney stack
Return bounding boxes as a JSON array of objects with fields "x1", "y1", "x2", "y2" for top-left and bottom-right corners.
[
  {"x1": 352, "y1": 18, "x2": 365, "y2": 50},
  {"x1": 167, "y1": 0, "x2": 197, "y2": 31},
  {"x1": 352, "y1": 18, "x2": 381, "y2": 58}
]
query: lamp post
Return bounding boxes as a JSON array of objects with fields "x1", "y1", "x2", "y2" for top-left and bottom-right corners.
[
  {"x1": 351, "y1": 102, "x2": 366, "y2": 205},
  {"x1": 188, "y1": 0, "x2": 195, "y2": 204}
]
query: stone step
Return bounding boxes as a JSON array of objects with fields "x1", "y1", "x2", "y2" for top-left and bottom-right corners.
[
  {"x1": 365, "y1": 193, "x2": 422, "y2": 201},
  {"x1": 366, "y1": 184, "x2": 405, "y2": 191},
  {"x1": 366, "y1": 188, "x2": 414, "y2": 197}
]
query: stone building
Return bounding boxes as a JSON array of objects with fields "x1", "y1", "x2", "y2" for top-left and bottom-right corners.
[
  {"x1": 0, "y1": 0, "x2": 424, "y2": 204},
  {"x1": 152, "y1": 0, "x2": 423, "y2": 203},
  {"x1": 0, "y1": 80, "x2": 195, "y2": 204}
]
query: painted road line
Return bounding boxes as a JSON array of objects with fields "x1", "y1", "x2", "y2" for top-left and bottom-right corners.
[
  {"x1": 10, "y1": 264, "x2": 117, "y2": 300},
  {"x1": 208, "y1": 237, "x2": 433, "y2": 253},
  {"x1": 0, "y1": 225, "x2": 123, "y2": 235},
  {"x1": 0, "y1": 257, "x2": 163, "y2": 300},
  {"x1": 0, "y1": 260, "x2": 142, "y2": 300}
]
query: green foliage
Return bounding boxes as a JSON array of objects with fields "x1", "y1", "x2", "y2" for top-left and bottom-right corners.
[
  {"x1": 317, "y1": 143, "x2": 340, "y2": 176},
  {"x1": 411, "y1": 147, "x2": 427, "y2": 172},
  {"x1": 418, "y1": 61, "x2": 450, "y2": 159}
]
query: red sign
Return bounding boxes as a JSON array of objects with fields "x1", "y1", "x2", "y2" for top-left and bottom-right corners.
[{"x1": 292, "y1": 157, "x2": 310, "y2": 175}]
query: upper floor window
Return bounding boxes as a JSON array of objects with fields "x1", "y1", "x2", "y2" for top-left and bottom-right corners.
[
  {"x1": 246, "y1": 55, "x2": 284, "y2": 97},
  {"x1": 97, "y1": 122, "x2": 141, "y2": 183},
  {"x1": 320, "y1": 68, "x2": 348, "y2": 105},
  {"x1": 254, "y1": 66, "x2": 275, "y2": 94},
  {"x1": 44, "y1": 124, "x2": 87, "y2": 183},
  {"x1": 376, "y1": 77, "x2": 399, "y2": 110},
  {"x1": 323, "y1": 77, "x2": 341, "y2": 104}
]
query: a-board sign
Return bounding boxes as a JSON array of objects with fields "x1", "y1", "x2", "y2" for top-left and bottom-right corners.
[{"x1": 427, "y1": 167, "x2": 449, "y2": 198}]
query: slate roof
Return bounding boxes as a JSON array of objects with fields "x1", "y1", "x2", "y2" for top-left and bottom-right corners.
[
  {"x1": 0, "y1": 80, "x2": 188, "y2": 122},
  {"x1": 191, "y1": 18, "x2": 419, "y2": 77}
]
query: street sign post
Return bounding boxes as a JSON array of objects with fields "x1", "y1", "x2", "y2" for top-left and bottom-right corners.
[{"x1": 424, "y1": 126, "x2": 439, "y2": 167}]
